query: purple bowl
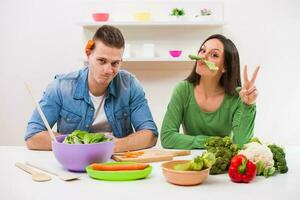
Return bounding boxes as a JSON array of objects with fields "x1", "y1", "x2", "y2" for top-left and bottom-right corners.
[
  {"x1": 52, "y1": 135, "x2": 114, "y2": 172},
  {"x1": 169, "y1": 50, "x2": 182, "y2": 57}
]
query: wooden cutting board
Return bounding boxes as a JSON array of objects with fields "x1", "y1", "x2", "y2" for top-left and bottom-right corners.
[{"x1": 112, "y1": 149, "x2": 191, "y2": 163}]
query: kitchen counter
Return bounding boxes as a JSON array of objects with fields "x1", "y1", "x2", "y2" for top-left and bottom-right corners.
[{"x1": 0, "y1": 146, "x2": 299, "y2": 200}]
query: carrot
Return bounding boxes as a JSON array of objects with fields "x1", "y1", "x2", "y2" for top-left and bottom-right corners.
[
  {"x1": 136, "y1": 151, "x2": 144, "y2": 155},
  {"x1": 85, "y1": 40, "x2": 95, "y2": 50},
  {"x1": 123, "y1": 151, "x2": 144, "y2": 158},
  {"x1": 91, "y1": 163, "x2": 149, "y2": 171},
  {"x1": 124, "y1": 154, "x2": 138, "y2": 158},
  {"x1": 85, "y1": 40, "x2": 95, "y2": 55}
]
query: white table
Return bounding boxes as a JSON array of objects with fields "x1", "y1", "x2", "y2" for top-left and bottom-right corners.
[{"x1": 0, "y1": 146, "x2": 299, "y2": 200}]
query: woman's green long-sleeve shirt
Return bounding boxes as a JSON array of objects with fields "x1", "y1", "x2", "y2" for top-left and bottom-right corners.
[{"x1": 161, "y1": 81, "x2": 256, "y2": 149}]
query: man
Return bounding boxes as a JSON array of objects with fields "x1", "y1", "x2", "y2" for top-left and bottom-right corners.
[{"x1": 25, "y1": 25, "x2": 158, "y2": 152}]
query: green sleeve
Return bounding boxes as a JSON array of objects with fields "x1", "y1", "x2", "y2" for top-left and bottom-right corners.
[
  {"x1": 232, "y1": 99, "x2": 256, "y2": 147},
  {"x1": 160, "y1": 82, "x2": 209, "y2": 149}
]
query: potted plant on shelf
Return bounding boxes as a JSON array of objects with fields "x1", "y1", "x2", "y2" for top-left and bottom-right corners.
[
  {"x1": 169, "y1": 8, "x2": 186, "y2": 21},
  {"x1": 195, "y1": 8, "x2": 213, "y2": 21}
]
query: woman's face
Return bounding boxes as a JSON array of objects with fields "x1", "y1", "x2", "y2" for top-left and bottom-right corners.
[{"x1": 196, "y1": 38, "x2": 225, "y2": 77}]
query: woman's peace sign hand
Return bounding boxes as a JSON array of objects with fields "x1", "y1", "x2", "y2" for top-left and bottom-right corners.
[{"x1": 239, "y1": 65, "x2": 260, "y2": 105}]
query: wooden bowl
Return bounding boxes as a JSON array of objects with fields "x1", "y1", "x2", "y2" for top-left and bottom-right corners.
[{"x1": 161, "y1": 160, "x2": 209, "y2": 186}]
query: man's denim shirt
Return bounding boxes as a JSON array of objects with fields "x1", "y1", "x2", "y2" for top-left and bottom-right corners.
[{"x1": 25, "y1": 67, "x2": 158, "y2": 140}]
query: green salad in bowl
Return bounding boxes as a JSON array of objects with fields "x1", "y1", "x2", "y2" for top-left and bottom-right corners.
[{"x1": 63, "y1": 130, "x2": 112, "y2": 144}]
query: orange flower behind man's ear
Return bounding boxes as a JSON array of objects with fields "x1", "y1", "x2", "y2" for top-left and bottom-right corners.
[{"x1": 85, "y1": 40, "x2": 95, "y2": 55}]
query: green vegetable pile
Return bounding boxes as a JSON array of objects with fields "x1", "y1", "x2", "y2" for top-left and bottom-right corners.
[
  {"x1": 174, "y1": 151, "x2": 216, "y2": 171},
  {"x1": 63, "y1": 130, "x2": 111, "y2": 144},
  {"x1": 204, "y1": 136, "x2": 239, "y2": 174},
  {"x1": 268, "y1": 144, "x2": 288, "y2": 173}
]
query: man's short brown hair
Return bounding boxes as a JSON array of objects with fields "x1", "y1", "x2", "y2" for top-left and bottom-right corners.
[{"x1": 92, "y1": 25, "x2": 125, "y2": 49}]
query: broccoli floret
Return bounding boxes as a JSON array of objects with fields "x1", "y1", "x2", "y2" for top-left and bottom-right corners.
[
  {"x1": 230, "y1": 144, "x2": 239, "y2": 155},
  {"x1": 173, "y1": 151, "x2": 215, "y2": 171},
  {"x1": 222, "y1": 136, "x2": 232, "y2": 148},
  {"x1": 204, "y1": 136, "x2": 224, "y2": 148},
  {"x1": 210, "y1": 157, "x2": 228, "y2": 174},
  {"x1": 190, "y1": 156, "x2": 204, "y2": 170},
  {"x1": 277, "y1": 165, "x2": 288, "y2": 173},
  {"x1": 204, "y1": 136, "x2": 240, "y2": 174},
  {"x1": 202, "y1": 152, "x2": 216, "y2": 168},
  {"x1": 268, "y1": 144, "x2": 288, "y2": 173}
]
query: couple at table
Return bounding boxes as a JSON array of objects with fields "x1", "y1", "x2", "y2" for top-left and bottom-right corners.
[{"x1": 25, "y1": 25, "x2": 260, "y2": 152}]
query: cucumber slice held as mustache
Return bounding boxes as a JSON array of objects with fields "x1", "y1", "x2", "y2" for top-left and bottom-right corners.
[{"x1": 188, "y1": 54, "x2": 219, "y2": 71}]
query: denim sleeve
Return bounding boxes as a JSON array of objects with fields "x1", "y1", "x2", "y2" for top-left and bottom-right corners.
[
  {"x1": 129, "y1": 77, "x2": 158, "y2": 137},
  {"x1": 24, "y1": 79, "x2": 62, "y2": 140}
]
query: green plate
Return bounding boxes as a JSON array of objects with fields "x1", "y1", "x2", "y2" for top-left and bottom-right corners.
[{"x1": 86, "y1": 162, "x2": 152, "y2": 181}]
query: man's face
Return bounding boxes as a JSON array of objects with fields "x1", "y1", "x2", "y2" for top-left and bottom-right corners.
[{"x1": 87, "y1": 40, "x2": 123, "y2": 86}]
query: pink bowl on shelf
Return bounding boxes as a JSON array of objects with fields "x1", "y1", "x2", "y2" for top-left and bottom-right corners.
[
  {"x1": 169, "y1": 50, "x2": 182, "y2": 57},
  {"x1": 92, "y1": 13, "x2": 109, "y2": 22}
]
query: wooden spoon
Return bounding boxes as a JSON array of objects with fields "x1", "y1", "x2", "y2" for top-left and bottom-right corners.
[
  {"x1": 24, "y1": 81, "x2": 57, "y2": 142},
  {"x1": 26, "y1": 162, "x2": 80, "y2": 181},
  {"x1": 15, "y1": 162, "x2": 52, "y2": 182}
]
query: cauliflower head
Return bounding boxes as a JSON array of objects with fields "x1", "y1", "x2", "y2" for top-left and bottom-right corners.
[{"x1": 238, "y1": 142, "x2": 274, "y2": 168}]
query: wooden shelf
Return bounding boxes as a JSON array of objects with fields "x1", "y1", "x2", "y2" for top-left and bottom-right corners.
[
  {"x1": 79, "y1": 19, "x2": 223, "y2": 71},
  {"x1": 123, "y1": 57, "x2": 194, "y2": 62},
  {"x1": 80, "y1": 57, "x2": 194, "y2": 63},
  {"x1": 79, "y1": 21, "x2": 224, "y2": 28},
  {"x1": 79, "y1": 58, "x2": 194, "y2": 71},
  {"x1": 122, "y1": 61, "x2": 194, "y2": 71}
]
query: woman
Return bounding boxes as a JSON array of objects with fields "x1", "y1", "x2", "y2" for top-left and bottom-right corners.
[{"x1": 161, "y1": 34, "x2": 260, "y2": 149}]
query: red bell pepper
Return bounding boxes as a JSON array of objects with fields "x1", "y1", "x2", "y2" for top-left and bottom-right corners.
[{"x1": 228, "y1": 154, "x2": 256, "y2": 183}]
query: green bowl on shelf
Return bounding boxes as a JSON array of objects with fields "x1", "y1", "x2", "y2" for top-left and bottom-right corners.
[{"x1": 86, "y1": 162, "x2": 152, "y2": 181}]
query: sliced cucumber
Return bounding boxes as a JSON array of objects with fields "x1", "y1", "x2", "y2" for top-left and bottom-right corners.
[{"x1": 188, "y1": 54, "x2": 219, "y2": 71}]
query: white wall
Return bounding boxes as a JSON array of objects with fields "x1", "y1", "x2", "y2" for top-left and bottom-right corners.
[{"x1": 1, "y1": 0, "x2": 300, "y2": 146}]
